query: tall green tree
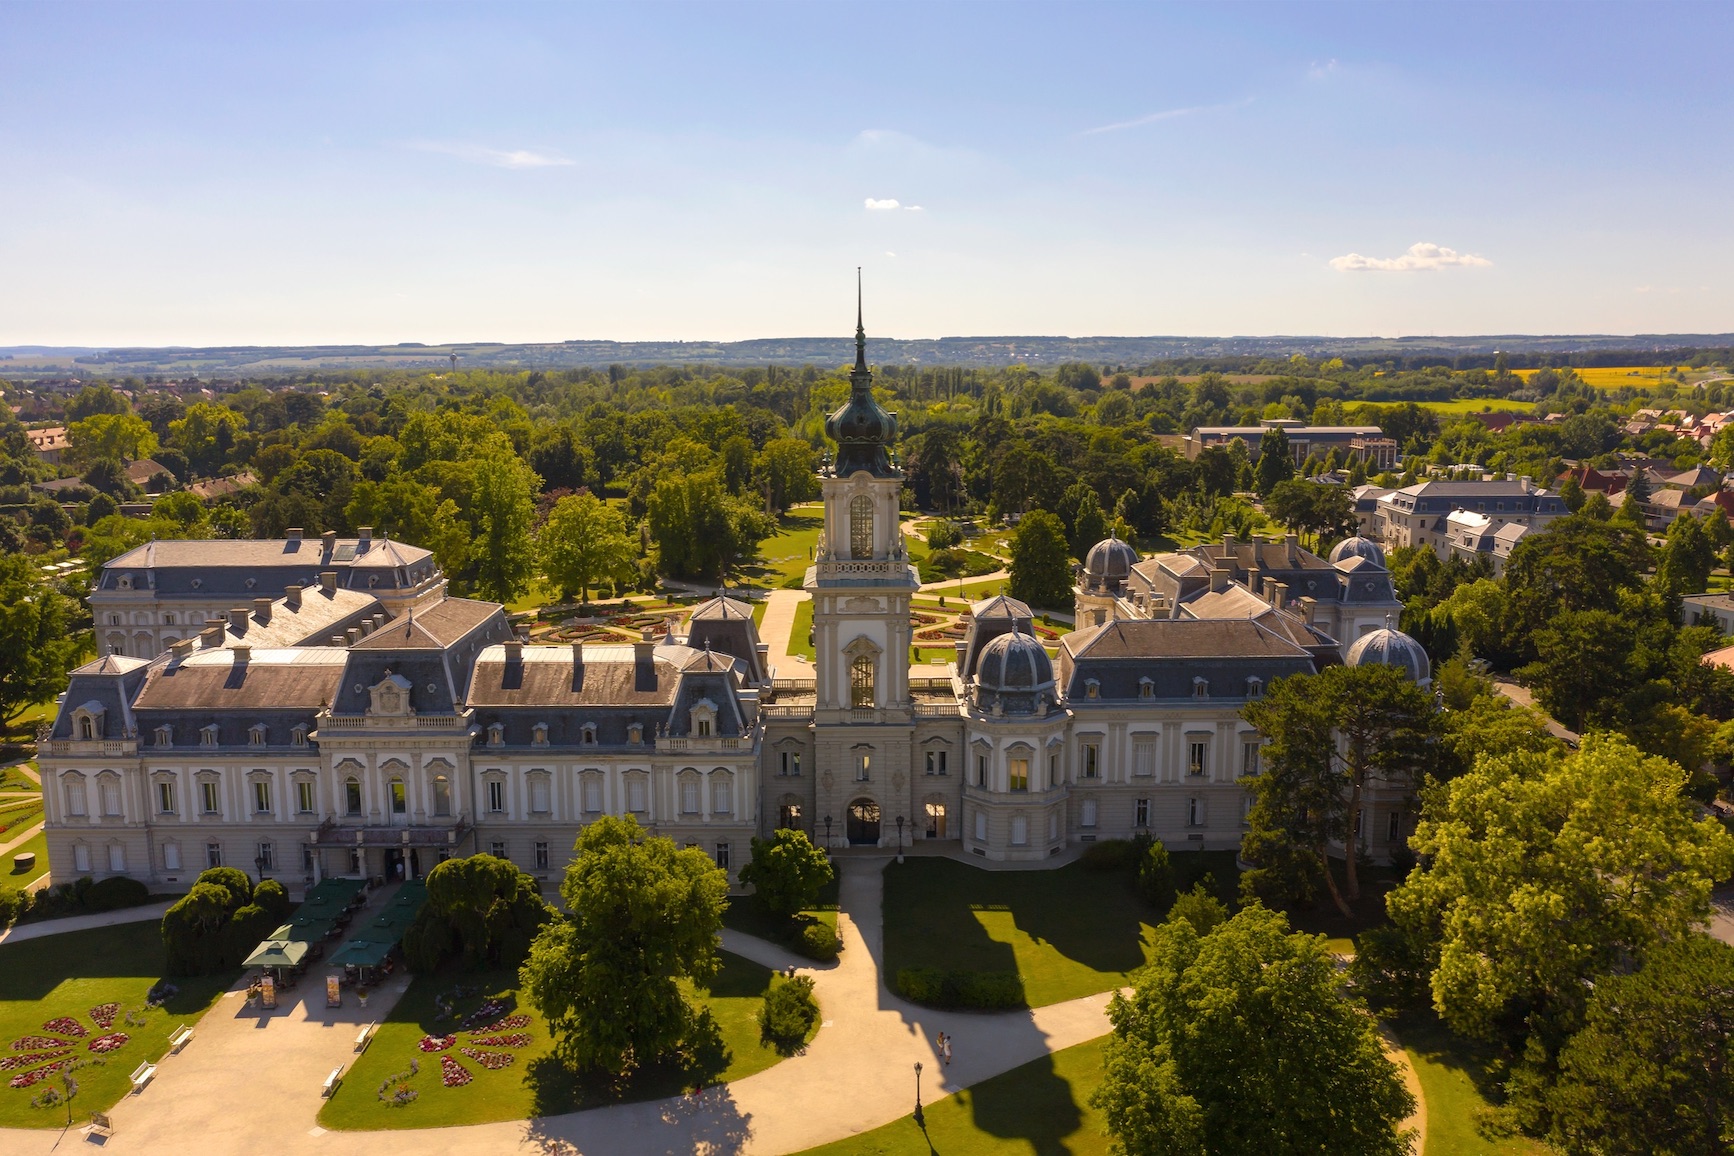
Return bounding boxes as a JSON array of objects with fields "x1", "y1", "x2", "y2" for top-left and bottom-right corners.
[
  {"x1": 1253, "y1": 427, "x2": 1294, "y2": 496},
  {"x1": 414, "y1": 853, "x2": 552, "y2": 970},
  {"x1": 539, "y1": 491, "x2": 637, "y2": 602},
  {"x1": 1008, "y1": 509, "x2": 1072, "y2": 610},
  {"x1": 1502, "y1": 513, "x2": 1651, "y2": 651},
  {"x1": 754, "y1": 437, "x2": 820, "y2": 513},
  {"x1": 1655, "y1": 511, "x2": 1716, "y2": 606},
  {"x1": 345, "y1": 474, "x2": 471, "y2": 578},
  {"x1": 519, "y1": 816, "x2": 727, "y2": 1079},
  {"x1": 737, "y1": 828, "x2": 834, "y2": 919},
  {"x1": 0, "y1": 555, "x2": 82, "y2": 725},
  {"x1": 1070, "y1": 490, "x2": 1107, "y2": 560},
  {"x1": 68, "y1": 411, "x2": 157, "y2": 466},
  {"x1": 467, "y1": 438, "x2": 541, "y2": 602},
  {"x1": 1093, "y1": 904, "x2": 1415, "y2": 1156}
]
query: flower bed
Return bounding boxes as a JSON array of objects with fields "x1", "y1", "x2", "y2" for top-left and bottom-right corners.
[
  {"x1": 0, "y1": 1050, "x2": 71, "y2": 1071},
  {"x1": 458, "y1": 1047, "x2": 515, "y2": 1070},
  {"x1": 460, "y1": 999, "x2": 507, "y2": 1030},
  {"x1": 88, "y1": 1004, "x2": 120, "y2": 1030},
  {"x1": 9, "y1": 1035, "x2": 73, "y2": 1052},
  {"x1": 475, "y1": 1013, "x2": 530, "y2": 1033},
  {"x1": 437, "y1": 1053, "x2": 472, "y2": 1087},
  {"x1": 40, "y1": 1018, "x2": 86, "y2": 1039},
  {"x1": 415, "y1": 1034, "x2": 456, "y2": 1053},
  {"x1": 466, "y1": 1032, "x2": 530, "y2": 1049},
  {"x1": 8, "y1": 1058, "x2": 72, "y2": 1089},
  {"x1": 87, "y1": 1032, "x2": 129, "y2": 1054}
]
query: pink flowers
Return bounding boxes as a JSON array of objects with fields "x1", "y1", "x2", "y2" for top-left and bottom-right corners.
[
  {"x1": 477, "y1": 1014, "x2": 530, "y2": 1033},
  {"x1": 40, "y1": 1018, "x2": 86, "y2": 1039},
  {"x1": 415, "y1": 1034, "x2": 456, "y2": 1053},
  {"x1": 437, "y1": 1054, "x2": 471, "y2": 1087},
  {"x1": 458, "y1": 1047, "x2": 515, "y2": 1070},
  {"x1": 8, "y1": 1058, "x2": 72, "y2": 1089},
  {"x1": 467, "y1": 1033, "x2": 531, "y2": 1049},
  {"x1": 9, "y1": 1035, "x2": 73, "y2": 1052},
  {"x1": 89, "y1": 1004, "x2": 120, "y2": 1030},
  {"x1": 0, "y1": 1050, "x2": 71, "y2": 1071},
  {"x1": 87, "y1": 1033, "x2": 130, "y2": 1054}
]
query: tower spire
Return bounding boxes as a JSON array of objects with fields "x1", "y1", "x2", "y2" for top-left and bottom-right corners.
[{"x1": 854, "y1": 266, "x2": 866, "y2": 374}]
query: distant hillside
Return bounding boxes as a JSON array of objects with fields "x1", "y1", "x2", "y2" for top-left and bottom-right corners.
[{"x1": 3, "y1": 332, "x2": 1732, "y2": 377}]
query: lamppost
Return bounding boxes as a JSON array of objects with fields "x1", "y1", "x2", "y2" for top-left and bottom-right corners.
[
  {"x1": 913, "y1": 1060, "x2": 924, "y2": 1127},
  {"x1": 254, "y1": 854, "x2": 267, "y2": 884},
  {"x1": 895, "y1": 815, "x2": 905, "y2": 863},
  {"x1": 824, "y1": 815, "x2": 833, "y2": 853}
]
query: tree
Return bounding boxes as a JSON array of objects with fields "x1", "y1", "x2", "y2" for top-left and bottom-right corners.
[
  {"x1": 1387, "y1": 734, "x2": 1734, "y2": 1045},
  {"x1": 0, "y1": 555, "x2": 81, "y2": 725},
  {"x1": 1655, "y1": 511, "x2": 1716, "y2": 606},
  {"x1": 539, "y1": 492, "x2": 637, "y2": 603},
  {"x1": 1241, "y1": 664, "x2": 1441, "y2": 918},
  {"x1": 1264, "y1": 479, "x2": 1356, "y2": 548},
  {"x1": 754, "y1": 437, "x2": 820, "y2": 512},
  {"x1": 1556, "y1": 473, "x2": 1585, "y2": 513},
  {"x1": 467, "y1": 440, "x2": 541, "y2": 602},
  {"x1": 1093, "y1": 904, "x2": 1414, "y2": 1156},
  {"x1": 1549, "y1": 935, "x2": 1734, "y2": 1156},
  {"x1": 345, "y1": 474, "x2": 470, "y2": 579},
  {"x1": 68, "y1": 411, "x2": 157, "y2": 466},
  {"x1": 737, "y1": 828, "x2": 834, "y2": 919},
  {"x1": 168, "y1": 402, "x2": 248, "y2": 477},
  {"x1": 1502, "y1": 513, "x2": 1650, "y2": 649},
  {"x1": 1518, "y1": 608, "x2": 1637, "y2": 731},
  {"x1": 1070, "y1": 490, "x2": 1107, "y2": 560},
  {"x1": 1253, "y1": 427, "x2": 1293, "y2": 496},
  {"x1": 413, "y1": 853, "x2": 552, "y2": 971},
  {"x1": 1008, "y1": 509, "x2": 1072, "y2": 610},
  {"x1": 519, "y1": 815, "x2": 727, "y2": 1079},
  {"x1": 647, "y1": 469, "x2": 769, "y2": 582}
]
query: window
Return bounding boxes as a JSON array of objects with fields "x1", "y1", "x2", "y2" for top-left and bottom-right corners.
[
  {"x1": 1085, "y1": 679, "x2": 1099, "y2": 700},
  {"x1": 490, "y1": 841, "x2": 507, "y2": 859},
  {"x1": 682, "y1": 778, "x2": 700, "y2": 814},
  {"x1": 582, "y1": 724, "x2": 597, "y2": 745},
  {"x1": 163, "y1": 842, "x2": 181, "y2": 871},
  {"x1": 253, "y1": 780, "x2": 272, "y2": 814},
  {"x1": 108, "y1": 844, "x2": 126, "y2": 872},
  {"x1": 1246, "y1": 678, "x2": 1263, "y2": 699},
  {"x1": 155, "y1": 725, "x2": 173, "y2": 747},
  {"x1": 781, "y1": 750, "x2": 802, "y2": 777},
  {"x1": 1049, "y1": 753, "x2": 1058, "y2": 786},
  {"x1": 390, "y1": 779, "x2": 407, "y2": 814},
  {"x1": 779, "y1": 802, "x2": 802, "y2": 828},
  {"x1": 296, "y1": 780, "x2": 314, "y2": 814},
  {"x1": 157, "y1": 781, "x2": 176, "y2": 815},
  {"x1": 163, "y1": 612, "x2": 175, "y2": 625},
  {"x1": 1135, "y1": 798, "x2": 1150, "y2": 827},
  {"x1": 486, "y1": 780, "x2": 505, "y2": 814},
  {"x1": 302, "y1": 845, "x2": 314, "y2": 871},
  {"x1": 696, "y1": 716, "x2": 712, "y2": 738},
  {"x1": 1133, "y1": 739, "x2": 1156, "y2": 778},
  {"x1": 1241, "y1": 741, "x2": 1261, "y2": 778},
  {"x1": 925, "y1": 750, "x2": 946, "y2": 776},
  {"x1": 627, "y1": 779, "x2": 646, "y2": 813},
  {"x1": 1082, "y1": 743, "x2": 1099, "y2": 780},
  {"x1": 248, "y1": 723, "x2": 267, "y2": 748},
  {"x1": 1138, "y1": 677, "x2": 1154, "y2": 700},
  {"x1": 206, "y1": 842, "x2": 222, "y2": 868},
  {"x1": 1080, "y1": 799, "x2": 1098, "y2": 828},
  {"x1": 78, "y1": 715, "x2": 96, "y2": 740},
  {"x1": 487, "y1": 723, "x2": 504, "y2": 747},
  {"x1": 856, "y1": 753, "x2": 871, "y2": 782},
  {"x1": 200, "y1": 780, "x2": 220, "y2": 815},
  {"x1": 532, "y1": 722, "x2": 549, "y2": 747},
  {"x1": 291, "y1": 725, "x2": 308, "y2": 748},
  {"x1": 715, "y1": 843, "x2": 730, "y2": 870},
  {"x1": 712, "y1": 775, "x2": 732, "y2": 814},
  {"x1": 974, "y1": 810, "x2": 987, "y2": 842},
  {"x1": 1187, "y1": 798, "x2": 1205, "y2": 828},
  {"x1": 344, "y1": 777, "x2": 362, "y2": 815},
  {"x1": 1010, "y1": 815, "x2": 1028, "y2": 846},
  {"x1": 97, "y1": 778, "x2": 121, "y2": 817},
  {"x1": 529, "y1": 777, "x2": 550, "y2": 814},
  {"x1": 628, "y1": 723, "x2": 644, "y2": 744},
  {"x1": 849, "y1": 493, "x2": 874, "y2": 558},
  {"x1": 1188, "y1": 742, "x2": 1207, "y2": 777},
  {"x1": 534, "y1": 841, "x2": 550, "y2": 870},
  {"x1": 257, "y1": 842, "x2": 274, "y2": 871},
  {"x1": 200, "y1": 724, "x2": 218, "y2": 747},
  {"x1": 1387, "y1": 811, "x2": 1401, "y2": 842},
  {"x1": 851, "y1": 655, "x2": 875, "y2": 708},
  {"x1": 976, "y1": 754, "x2": 987, "y2": 787},
  {"x1": 1008, "y1": 757, "x2": 1029, "y2": 792},
  {"x1": 1192, "y1": 678, "x2": 1208, "y2": 699},
  {"x1": 583, "y1": 778, "x2": 602, "y2": 813},
  {"x1": 74, "y1": 844, "x2": 91, "y2": 872}
]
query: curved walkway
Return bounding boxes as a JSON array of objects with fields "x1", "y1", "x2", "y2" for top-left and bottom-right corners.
[{"x1": 0, "y1": 857, "x2": 1114, "y2": 1155}]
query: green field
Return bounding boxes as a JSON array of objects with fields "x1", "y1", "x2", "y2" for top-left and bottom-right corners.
[
  {"x1": 751, "y1": 506, "x2": 825, "y2": 589},
  {"x1": 794, "y1": 1036, "x2": 1112, "y2": 1156},
  {"x1": 1395, "y1": 1015, "x2": 1550, "y2": 1156},
  {"x1": 1418, "y1": 399, "x2": 1538, "y2": 417},
  {"x1": 0, "y1": 922, "x2": 234, "y2": 1128},
  {"x1": 0, "y1": 762, "x2": 41, "y2": 793},
  {"x1": 721, "y1": 878, "x2": 841, "y2": 944},
  {"x1": 319, "y1": 950, "x2": 807, "y2": 1130},
  {"x1": 788, "y1": 598, "x2": 816, "y2": 660},
  {"x1": 5, "y1": 827, "x2": 49, "y2": 890}
]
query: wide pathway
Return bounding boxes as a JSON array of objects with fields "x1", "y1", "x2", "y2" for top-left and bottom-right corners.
[
  {"x1": 0, "y1": 897, "x2": 172, "y2": 947},
  {"x1": 759, "y1": 588, "x2": 813, "y2": 675},
  {"x1": 1, "y1": 857, "x2": 1115, "y2": 1155}
]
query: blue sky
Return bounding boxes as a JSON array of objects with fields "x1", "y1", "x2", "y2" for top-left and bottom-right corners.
[{"x1": 2, "y1": 1, "x2": 1730, "y2": 346}]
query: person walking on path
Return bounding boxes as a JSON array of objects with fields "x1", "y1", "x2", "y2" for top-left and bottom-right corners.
[{"x1": 942, "y1": 1033, "x2": 952, "y2": 1066}]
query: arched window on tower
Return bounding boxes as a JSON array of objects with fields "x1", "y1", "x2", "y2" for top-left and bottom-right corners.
[
  {"x1": 849, "y1": 494, "x2": 874, "y2": 559},
  {"x1": 851, "y1": 653, "x2": 876, "y2": 708}
]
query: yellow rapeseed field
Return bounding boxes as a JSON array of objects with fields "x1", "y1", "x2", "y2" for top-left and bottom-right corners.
[{"x1": 1512, "y1": 366, "x2": 1680, "y2": 389}]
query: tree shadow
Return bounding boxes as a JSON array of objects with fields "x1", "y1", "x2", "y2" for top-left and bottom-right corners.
[
  {"x1": 961, "y1": 1049, "x2": 1087, "y2": 1156},
  {"x1": 522, "y1": 1081, "x2": 754, "y2": 1155}
]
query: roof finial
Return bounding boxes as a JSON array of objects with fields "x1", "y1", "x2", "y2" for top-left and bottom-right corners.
[{"x1": 854, "y1": 266, "x2": 867, "y2": 374}]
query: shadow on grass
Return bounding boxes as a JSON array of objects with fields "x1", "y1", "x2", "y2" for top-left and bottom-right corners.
[
  {"x1": 0, "y1": 920, "x2": 233, "y2": 1008},
  {"x1": 1279, "y1": 863, "x2": 1406, "y2": 947},
  {"x1": 966, "y1": 1050, "x2": 1086, "y2": 1156}
]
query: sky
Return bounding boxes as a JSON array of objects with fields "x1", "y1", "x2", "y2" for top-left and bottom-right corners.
[{"x1": 1, "y1": 1, "x2": 1731, "y2": 346}]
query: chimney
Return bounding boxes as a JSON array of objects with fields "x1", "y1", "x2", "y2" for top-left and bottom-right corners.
[
  {"x1": 633, "y1": 629, "x2": 656, "y2": 665},
  {"x1": 232, "y1": 645, "x2": 250, "y2": 666},
  {"x1": 170, "y1": 638, "x2": 195, "y2": 661},
  {"x1": 321, "y1": 529, "x2": 337, "y2": 555},
  {"x1": 253, "y1": 597, "x2": 272, "y2": 623},
  {"x1": 202, "y1": 618, "x2": 226, "y2": 647},
  {"x1": 228, "y1": 607, "x2": 249, "y2": 632},
  {"x1": 359, "y1": 617, "x2": 375, "y2": 636},
  {"x1": 1285, "y1": 532, "x2": 1299, "y2": 565},
  {"x1": 1222, "y1": 532, "x2": 1237, "y2": 552},
  {"x1": 346, "y1": 626, "x2": 362, "y2": 646},
  {"x1": 1209, "y1": 565, "x2": 1230, "y2": 594},
  {"x1": 319, "y1": 571, "x2": 337, "y2": 595},
  {"x1": 357, "y1": 526, "x2": 372, "y2": 552},
  {"x1": 504, "y1": 640, "x2": 523, "y2": 662},
  {"x1": 286, "y1": 527, "x2": 303, "y2": 550},
  {"x1": 1272, "y1": 581, "x2": 1289, "y2": 610},
  {"x1": 1298, "y1": 595, "x2": 1318, "y2": 623},
  {"x1": 284, "y1": 585, "x2": 302, "y2": 610},
  {"x1": 331, "y1": 635, "x2": 347, "y2": 647}
]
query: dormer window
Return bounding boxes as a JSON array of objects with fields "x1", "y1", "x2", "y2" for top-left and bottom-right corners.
[
  {"x1": 200, "y1": 724, "x2": 219, "y2": 747},
  {"x1": 1138, "y1": 677, "x2": 1154, "y2": 700},
  {"x1": 581, "y1": 723, "x2": 597, "y2": 745},
  {"x1": 627, "y1": 723, "x2": 644, "y2": 745},
  {"x1": 1085, "y1": 679, "x2": 1100, "y2": 700},
  {"x1": 155, "y1": 724, "x2": 173, "y2": 747},
  {"x1": 690, "y1": 699, "x2": 718, "y2": 739},
  {"x1": 78, "y1": 715, "x2": 96, "y2": 740},
  {"x1": 72, "y1": 703, "x2": 106, "y2": 741},
  {"x1": 248, "y1": 723, "x2": 267, "y2": 747},
  {"x1": 487, "y1": 722, "x2": 504, "y2": 747},
  {"x1": 1245, "y1": 677, "x2": 1264, "y2": 699},
  {"x1": 1192, "y1": 677, "x2": 1209, "y2": 699},
  {"x1": 291, "y1": 724, "x2": 308, "y2": 748},
  {"x1": 532, "y1": 722, "x2": 549, "y2": 747},
  {"x1": 117, "y1": 575, "x2": 133, "y2": 591}
]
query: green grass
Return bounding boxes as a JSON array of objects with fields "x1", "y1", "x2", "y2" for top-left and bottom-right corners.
[
  {"x1": 788, "y1": 598, "x2": 816, "y2": 660},
  {"x1": 5, "y1": 827, "x2": 48, "y2": 889},
  {"x1": 750, "y1": 507, "x2": 826, "y2": 589},
  {"x1": 2, "y1": 704, "x2": 56, "y2": 743},
  {"x1": 883, "y1": 855, "x2": 1236, "y2": 1007},
  {"x1": 1416, "y1": 399, "x2": 1538, "y2": 417},
  {"x1": 721, "y1": 878, "x2": 841, "y2": 944},
  {"x1": 0, "y1": 922, "x2": 235, "y2": 1128},
  {"x1": 1395, "y1": 1014, "x2": 1550, "y2": 1156},
  {"x1": 319, "y1": 949, "x2": 806, "y2": 1130},
  {"x1": 0, "y1": 762, "x2": 40, "y2": 792},
  {"x1": 794, "y1": 1035, "x2": 1112, "y2": 1156}
]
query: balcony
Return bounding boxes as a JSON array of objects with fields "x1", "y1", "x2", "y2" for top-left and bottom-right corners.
[
  {"x1": 317, "y1": 713, "x2": 470, "y2": 731},
  {"x1": 656, "y1": 734, "x2": 747, "y2": 754},
  {"x1": 41, "y1": 739, "x2": 136, "y2": 757},
  {"x1": 311, "y1": 818, "x2": 471, "y2": 846}
]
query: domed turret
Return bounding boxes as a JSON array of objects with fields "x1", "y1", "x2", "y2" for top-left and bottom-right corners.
[
  {"x1": 824, "y1": 275, "x2": 898, "y2": 478},
  {"x1": 976, "y1": 628, "x2": 1054, "y2": 692},
  {"x1": 1084, "y1": 535, "x2": 1139, "y2": 591},
  {"x1": 1329, "y1": 536, "x2": 1387, "y2": 568},
  {"x1": 1345, "y1": 626, "x2": 1430, "y2": 684}
]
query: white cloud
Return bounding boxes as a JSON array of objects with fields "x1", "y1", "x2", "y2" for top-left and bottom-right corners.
[
  {"x1": 864, "y1": 198, "x2": 923, "y2": 212},
  {"x1": 1308, "y1": 58, "x2": 1340, "y2": 80},
  {"x1": 1083, "y1": 97, "x2": 1253, "y2": 136},
  {"x1": 885, "y1": 251, "x2": 897, "y2": 258},
  {"x1": 408, "y1": 141, "x2": 575, "y2": 169},
  {"x1": 1328, "y1": 242, "x2": 1492, "y2": 272}
]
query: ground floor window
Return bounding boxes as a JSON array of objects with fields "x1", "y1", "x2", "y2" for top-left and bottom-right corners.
[
  {"x1": 206, "y1": 842, "x2": 222, "y2": 868},
  {"x1": 1011, "y1": 815, "x2": 1028, "y2": 845},
  {"x1": 715, "y1": 843, "x2": 730, "y2": 870},
  {"x1": 534, "y1": 841, "x2": 549, "y2": 870},
  {"x1": 1135, "y1": 798, "x2": 1150, "y2": 827},
  {"x1": 257, "y1": 842, "x2": 274, "y2": 872},
  {"x1": 108, "y1": 844, "x2": 125, "y2": 872},
  {"x1": 490, "y1": 840, "x2": 507, "y2": 859},
  {"x1": 1388, "y1": 811, "x2": 1402, "y2": 842},
  {"x1": 779, "y1": 802, "x2": 802, "y2": 829},
  {"x1": 1080, "y1": 799, "x2": 1097, "y2": 828},
  {"x1": 163, "y1": 842, "x2": 181, "y2": 871},
  {"x1": 973, "y1": 810, "x2": 987, "y2": 842},
  {"x1": 924, "y1": 800, "x2": 947, "y2": 839},
  {"x1": 74, "y1": 844, "x2": 91, "y2": 872}
]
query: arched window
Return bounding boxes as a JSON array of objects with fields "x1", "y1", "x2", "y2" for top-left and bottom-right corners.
[
  {"x1": 344, "y1": 777, "x2": 362, "y2": 815},
  {"x1": 849, "y1": 494, "x2": 874, "y2": 559},
  {"x1": 851, "y1": 654, "x2": 875, "y2": 708},
  {"x1": 431, "y1": 775, "x2": 451, "y2": 817},
  {"x1": 389, "y1": 778, "x2": 407, "y2": 814}
]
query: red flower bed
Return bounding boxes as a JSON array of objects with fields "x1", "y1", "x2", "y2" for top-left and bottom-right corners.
[
  {"x1": 87, "y1": 1032, "x2": 130, "y2": 1054},
  {"x1": 40, "y1": 1018, "x2": 86, "y2": 1039},
  {"x1": 0, "y1": 1049, "x2": 71, "y2": 1071},
  {"x1": 8, "y1": 1058, "x2": 72, "y2": 1089},
  {"x1": 467, "y1": 1033, "x2": 531, "y2": 1049},
  {"x1": 9, "y1": 1035, "x2": 74, "y2": 1052},
  {"x1": 477, "y1": 1014, "x2": 530, "y2": 1033},
  {"x1": 89, "y1": 1004, "x2": 121, "y2": 1029},
  {"x1": 438, "y1": 1053, "x2": 472, "y2": 1087},
  {"x1": 416, "y1": 1034, "x2": 456, "y2": 1053},
  {"x1": 458, "y1": 1047, "x2": 515, "y2": 1070}
]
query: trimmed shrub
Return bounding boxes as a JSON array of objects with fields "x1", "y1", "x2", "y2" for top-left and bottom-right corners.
[
  {"x1": 895, "y1": 967, "x2": 1025, "y2": 1010},
  {"x1": 402, "y1": 906, "x2": 456, "y2": 973},
  {"x1": 797, "y1": 923, "x2": 842, "y2": 961},
  {"x1": 83, "y1": 875, "x2": 150, "y2": 913},
  {"x1": 194, "y1": 866, "x2": 253, "y2": 913},
  {"x1": 759, "y1": 975, "x2": 819, "y2": 1050},
  {"x1": 1136, "y1": 841, "x2": 1176, "y2": 909},
  {"x1": 222, "y1": 902, "x2": 277, "y2": 968},
  {"x1": 0, "y1": 885, "x2": 27, "y2": 929},
  {"x1": 253, "y1": 878, "x2": 292, "y2": 922},
  {"x1": 1166, "y1": 882, "x2": 1228, "y2": 936}
]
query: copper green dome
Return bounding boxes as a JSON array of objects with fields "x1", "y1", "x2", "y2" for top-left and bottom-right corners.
[{"x1": 824, "y1": 276, "x2": 898, "y2": 478}]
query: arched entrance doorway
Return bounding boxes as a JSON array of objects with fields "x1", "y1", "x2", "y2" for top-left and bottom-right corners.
[
  {"x1": 924, "y1": 798, "x2": 948, "y2": 839},
  {"x1": 846, "y1": 798, "x2": 881, "y2": 845}
]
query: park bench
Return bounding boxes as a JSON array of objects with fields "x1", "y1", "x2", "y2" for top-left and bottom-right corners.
[
  {"x1": 321, "y1": 1065, "x2": 342, "y2": 1098},
  {"x1": 354, "y1": 1023, "x2": 376, "y2": 1053},
  {"x1": 88, "y1": 1111, "x2": 114, "y2": 1139},
  {"x1": 129, "y1": 1061, "x2": 155, "y2": 1094},
  {"x1": 168, "y1": 1025, "x2": 194, "y2": 1054}
]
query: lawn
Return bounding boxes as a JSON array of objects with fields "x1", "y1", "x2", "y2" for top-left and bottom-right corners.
[
  {"x1": 2, "y1": 703, "x2": 57, "y2": 744},
  {"x1": 0, "y1": 921, "x2": 235, "y2": 1128},
  {"x1": 751, "y1": 507, "x2": 826, "y2": 589},
  {"x1": 0, "y1": 761, "x2": 41, "y2": 792},
  {"x1": 1417, "y1": 399, "x2": 1537, "y2": 417},
  {"x1": 788, "y1": 598, "x2": 816, "y2": 660},
  {"x1": 319, "y1": 949, "x2": 808, "y2": 1130},
  {"x1": 1280, "y1": 863, "x2": 1407, "y2": 955},
  {"x1": 794, "y1": 1035, "x2": 1112, "y2": 1156},
  {"x1": 5, "y1": 827, "x2": 49, "y2": 889},
  {"x1": 882, "y1": 854, "x2": 1237, "y2": 1007},
  {"x1": 1394, "y1": 1014, "x2": 1550, "y2": 1156},
  {"x1": 721, "y1": 877, "x2": 841, "y2": 945}
]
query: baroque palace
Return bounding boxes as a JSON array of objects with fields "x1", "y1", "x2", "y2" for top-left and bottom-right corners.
[{"x1": 40, "y1": 308, "x2": 1426, "y2": 892}]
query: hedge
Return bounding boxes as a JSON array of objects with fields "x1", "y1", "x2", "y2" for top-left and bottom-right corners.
[{"x1": 894, "y1": 967, "x2": 1025, "y2": 1009}]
